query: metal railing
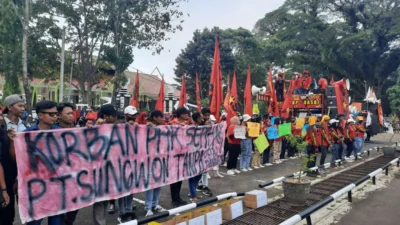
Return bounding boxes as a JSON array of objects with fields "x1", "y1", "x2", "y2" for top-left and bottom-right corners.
[{"x1": 279, "y1": 157, "x2": 399, "y2": 225}]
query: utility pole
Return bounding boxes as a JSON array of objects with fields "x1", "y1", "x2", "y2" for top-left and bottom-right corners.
[
  {"x1": 68, "y1": 53, "x2": 75, "y2": 102},
  {"x1": 59, "y1": 27, "x2": 66, "y2": 102}
]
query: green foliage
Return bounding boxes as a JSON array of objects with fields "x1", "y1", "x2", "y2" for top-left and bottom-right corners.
[
  {"x1": 254, "y1": 0, "x2": 400, "y2": 100},
  {"x1": 387, "y1": 86, "x2": 400, "y2": 115}
]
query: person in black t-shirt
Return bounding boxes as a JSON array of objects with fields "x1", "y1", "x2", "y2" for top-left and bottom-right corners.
[
  {"x1": 275, "y1": 73, "x2": 285, "y2": 102},
  {"x1": 0, "y1": 110, "x2": 15, "y2": 225}
]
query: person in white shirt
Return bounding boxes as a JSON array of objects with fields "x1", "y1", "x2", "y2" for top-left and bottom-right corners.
[{"x1": 3, "y1": 94, "x2": 27, "y2": 133}]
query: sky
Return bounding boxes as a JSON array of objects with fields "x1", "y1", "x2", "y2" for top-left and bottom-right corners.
[{"x1": 129, "y1": 0, "x2": 285, "y2": 84}]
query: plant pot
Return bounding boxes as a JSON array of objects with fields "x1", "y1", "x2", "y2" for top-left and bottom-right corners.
[
  {"x1": 282, "y1": 178, "x2": 311, "y2": 206},
  {"x1": 382, "y1": 147, "x2": 396, "y2": 157}
]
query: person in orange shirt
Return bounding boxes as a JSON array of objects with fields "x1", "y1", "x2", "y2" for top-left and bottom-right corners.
[
  {"x1": 319, "y1": 116, "x2": 332, "y2": 166},
  {"x1": 168, "y1": 107, "x2": 190, "y2": 208},
  {"x1": 318, "y1": 74, "x2": 329, "y2": 91},
  {"x1": 344, "y1": 118, "x2": 357, "y2": 159},
  {"x1": 305, "y1": 116, "x2": 321, "y2": 175}
]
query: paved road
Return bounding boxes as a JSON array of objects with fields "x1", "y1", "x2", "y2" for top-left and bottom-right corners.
[
  {"x1": 13, "y1": 135, "x2": 396, "y2": 225},
  {"x1": 337, "y1": 171, "x2": 400, "y2": 225}
]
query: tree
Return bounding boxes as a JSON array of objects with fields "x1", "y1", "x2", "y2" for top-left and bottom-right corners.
[
  {"x1": 45, "y1": 0, "x2": 186, "y2": 105},
  {"x1": 3, "y1": 0, "x2": 59, "y2": 110},
  {"x1": 387, "y1": 85, "x2": 400, "y2": 116},
  {"x1": 104, "y1": 0, "x2": 186, "y2": 105},
  {"x1": 174, "y1": 27, "x2": 269, "y2": 108},
  {"x1": 254, "y1": 0, "x2": 400, "y2": 100}
]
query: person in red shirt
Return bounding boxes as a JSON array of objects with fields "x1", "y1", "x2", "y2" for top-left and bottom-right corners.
[
  {"x1": 168, "y1": 107, "x2": 190, "y2": 208},
  {"x1": 329, "y1": 119, "x2": 343, "y2": 168},
  {"x1": 303, "y1": 70, "x2": 312, "y2": 93},
  {"x1": 226, "y1": 116, "x2": 242, "y2": 175},
  {"x1": 295, "y1": 73, "x2": 304, "y2": 94},
  {"x1": 286, "y1": 74, "x2": 297, "y2": 94},
  {"x1": 354, "y1": 117, "x2": 367, "y2": 157},
  {"x1": 305, "y1": 116, "x2": 321, "y2": 174},
  {"x1": 74, "y1": 106, "x2": 81, "y2": 125},
  {"x1": 318, "y1": 74, "x2": 329, "y2": 91},
  {"x1": 319, "y1": 116, "x2": 332, "y2": 166},
  {"x1": 336, "y1": 114, "x2": 346, "y2": 160},
  {"x1": 344, "y1": 118, "x2": 357, "y2": 159}
]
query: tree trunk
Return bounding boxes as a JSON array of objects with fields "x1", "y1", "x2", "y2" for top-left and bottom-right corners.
[
  {"x1": 22, "y1": 0, "x2": 32, "y2": 113},
  {"x1": 111, "y1": 70, "x2": 119, "y2": 106}
]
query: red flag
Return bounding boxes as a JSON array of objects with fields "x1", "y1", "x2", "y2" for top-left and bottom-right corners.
[
  {"x1": 130, "y1": 70, "x2": 139, "y2": 107},
  {"x1": 268, "y1": 68, "x2": 279, "y2": 116},
  {"x1": 281, "y1": 83, "x2": 293, "y2": 118},
  {"x1": 244, "y1": 65, "x2": 252, "y2": 115},
  {"x1": 196, "y1": 73, "x2": 201, "y2": 111},
  {"x1": 223, "y1": 74, "x2": 231, "y2": 110},
  {"x1": 224, "y1": 72, "x2": 238, "y2": 126},
  {"x1": 155, "y1": 76, "x2": 165, "y2": 112},
  {"x1": 330, "y1": 75, "x2": 335, "y2": 85},
  {"x1": 209, "y1": 36, "x2": 223, "y2": 119},
  {"x1": 178, "y1": 75, "x2": 187, "y2": 107}
]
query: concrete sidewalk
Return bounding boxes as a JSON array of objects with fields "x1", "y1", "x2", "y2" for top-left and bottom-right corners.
[{"x1": 337, "y1": 173, "x2": 400, "y2": 225}]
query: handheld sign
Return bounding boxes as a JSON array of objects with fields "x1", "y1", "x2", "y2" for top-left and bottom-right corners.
[
  {"x1": 234, "y1": 126, "x2": 246, "y2": 139},
  {"x1": 278, "y1": 123, "x2": 292, "y2": 137},
  {"x1": 253, "y1": 133, "x2": 269, "y2": 153},
  {"x1": 267, "y1": 126, "x2": 279, "y2": 140},
  {"x1": 247, "y1": 122, "x2": 260, "y2": 137}
]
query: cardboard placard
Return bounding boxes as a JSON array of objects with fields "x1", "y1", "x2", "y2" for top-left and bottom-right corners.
[
  {"x1": 193, "y1": 206, "x2": 222, "y2": 225},
  {"x1": 234, "y1": 126, "x2": 246, "y2": 139},
  {"x1": 245, "y1": 190, "x2": 268, "y2": 209},
  {"x1": 253, "y1": 133, "x2": 269, "y2": 153},
  {"x1": 247, "y1": 122, "x2": 261, "y2": 137},
  {"x1": 278, "y1": 123, "x2": 292, "y2": 137},
  {"x1": 267, "y1": 126, "x2": 279, "y2": 140},
  {"x1": 218, "y1": 199, "x2": 243, "y2": 220},
  {"x1": 295, "y1": 118, "x2": 306, "y2": 129}
]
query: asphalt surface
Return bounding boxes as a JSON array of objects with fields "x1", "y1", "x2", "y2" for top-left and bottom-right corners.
[
  {"x1": 12, "y1": 135, "x2": 395, "y2": 225},
  {"x1": 337, "y1": 171, "x2": 400, "y2": 225}
]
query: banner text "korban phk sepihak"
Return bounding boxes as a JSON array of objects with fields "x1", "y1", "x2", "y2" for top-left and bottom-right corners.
[{"x1": 14, "y1": 123, "x2": 226, "y2": 223}]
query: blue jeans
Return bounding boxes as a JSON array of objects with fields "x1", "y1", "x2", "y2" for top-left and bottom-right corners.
[
  {"x1": 240, "y1": 138, "x2": 252, "y2": 169},
  {"x1": 331, "y1": 144, "x2": 339, "y2": 166},
  {"x1": 189, "y1": 175, "x2": 202, "y2": 198},
  {"x1": 295, "y1": 88, "x2": 307, "y2": 94},
  {"x1": 26, "y1": 215, "x2": 62, "y2": 225},
  {"x1": 354, "y1": 137, "x2": 364, "y2": 154},
  {"x1": 117, "y1": 194, "x2": 134, "y2": 216},
  {"x1": 145, "y1": 188, "x2": 161, "y2": 211}
]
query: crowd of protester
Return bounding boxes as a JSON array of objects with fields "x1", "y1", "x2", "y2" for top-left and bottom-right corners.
[{"x1": 0, "y1": 92, "x2": 369, "y2": 225}]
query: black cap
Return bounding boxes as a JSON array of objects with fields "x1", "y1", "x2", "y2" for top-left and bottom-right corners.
[
  {"x1": 99, "y1": 104, "x2": 117, "y2": 117},
  {"x1": 150, "y1": 110, "x2": 163, "y2": 119}
]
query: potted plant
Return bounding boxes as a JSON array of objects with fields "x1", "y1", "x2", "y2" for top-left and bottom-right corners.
[{"x1": 282, "y1": 135, "x2": 312, "y2": 206}]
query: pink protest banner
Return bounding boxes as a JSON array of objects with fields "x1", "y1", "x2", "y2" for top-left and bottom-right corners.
[{"x1": 14, "y1": 123, "x2": 226, "y2": 223}]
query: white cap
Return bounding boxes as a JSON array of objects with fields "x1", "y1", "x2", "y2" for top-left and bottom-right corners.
[
  {"x1": 124, "y1": 106, "x2": 138, "y2": 115},
  {"x1": 347, "y1": 118, "x2": 355, "y2": 123},
  {"x1": 221, "y1": 112, "x2": 227, "y2": 117},
  {"x1": 329, "y1": 119, "x2": 339, "y2": 124},
  {"x1": 242, "y1": 114, "x2": 251, "y2": 122},
  {"x1": 210, "y1": 115, "x2": 217, "y2": 121}
]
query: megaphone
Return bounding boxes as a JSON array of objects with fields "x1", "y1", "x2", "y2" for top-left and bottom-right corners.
[{"x1": 252, "y1": 85, "x2": 267, "y2": 96}]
